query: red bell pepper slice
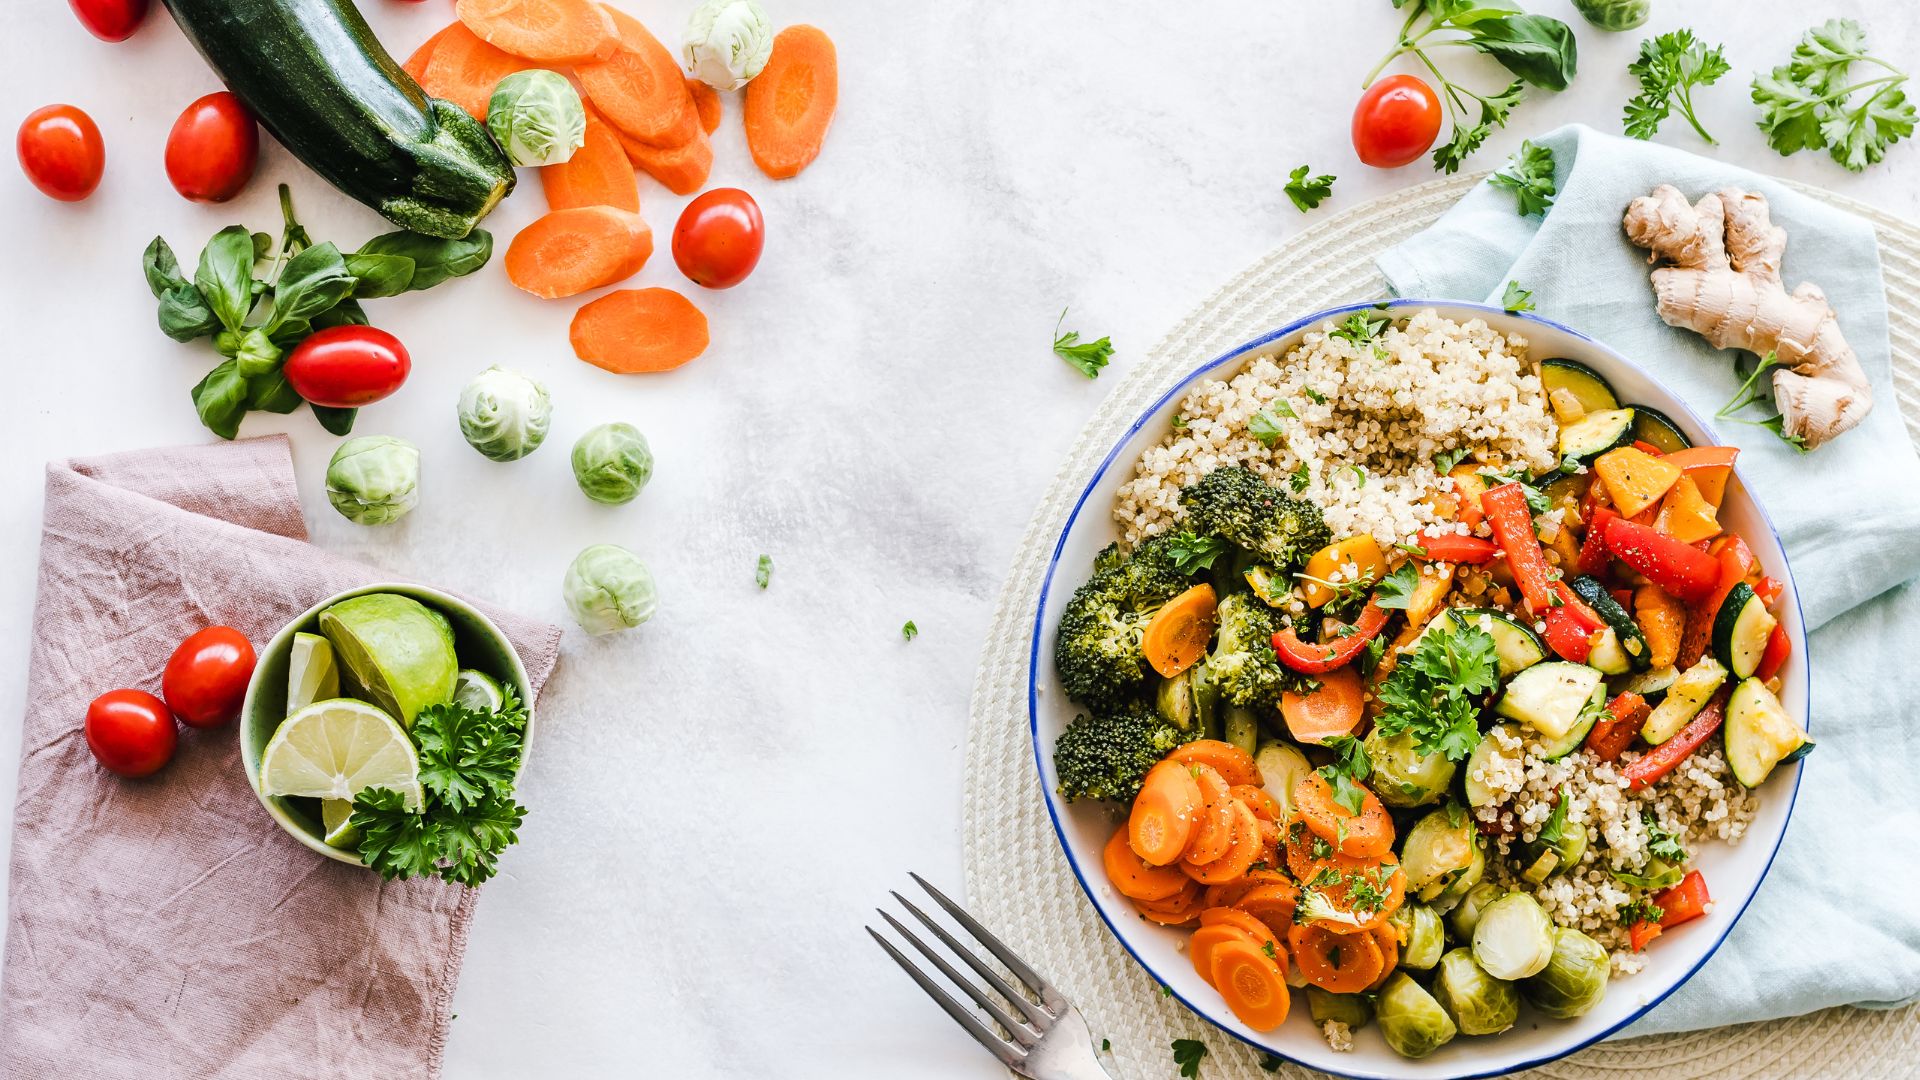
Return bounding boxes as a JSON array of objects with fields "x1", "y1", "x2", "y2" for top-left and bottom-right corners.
[
  {"x1": 1630, "y1": 870, "x2": 1713, "y2": 951},
  {"x1": 1481, "y1": 483, "x2": 1555, "y2": 614},
  {"x1": 1603, "y1": 516, "x2": 1720, "y2": 602},
  {"x1": 1753, "y1": 575, "x2": 1784, "y2": 608},
  {"x1": 1623, "y1": 688, "x2": 1729, "y2": 791},
  {"x1": 1679, "y1": 538, "x2": 1759, "y2": 668},
  {"x1": 1628, "y1": 918, "x2": 1663, "y2": 951},
  {"x1": 1577, "y1": 505, "x2": 1617, "y2": 576},
  {"x1": 1270, "y1": 598, "x2": 1389, "y2": 674},
  {"x1": 1409, "y1": 530, "x2": 1498, "y2": 564},
  {"x1": 1755, "y1": 623, "x2": 1792, "y2": 681},
  {"x1": 1585, "y1": 691, "x2": 1650, "y2": 762},
  {"x1": 1542, "y1": 608, "x2": 1593, "y2": 662},
  {"x1": 1631, "y1": 440, "x2": 1666, "y2": 457}
]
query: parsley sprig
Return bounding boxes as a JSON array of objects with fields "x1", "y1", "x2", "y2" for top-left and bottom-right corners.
[
  {"x1": 1315, "y1": 734, "x2": 1373, "y2": 816},
  {"x1": 1372, "y1": 619, "x2": 1499, "y2": 761},
  {"x1": 1051, "y1": 308, "x2": 1114, "y2": 378},
  {"x1": 1374, "y1": 563, "x2": 1423, "y2": 610},
  {"x1": 1624, "y1": 30, "x2": 1730, "y2": 144},
  {"x1": 1489, "y1": 140, "x2": 1557, "y2": 216},
  {"x1": 1502, "y1": 279, "x2": 1535, "y2": 313},
  {"x1": 1284, "y1": 165, "x2": 1336, "y2": 212},
  {"x1": 1751, "y1": 19, "x2": 1915, "y2": 172},
  {"x1": 1171, "y1": 1037, "x2": 1209, "y2": 1078},
  {"x1": 1166, "y1": 530, "x2": 1231, "y2": 574}
]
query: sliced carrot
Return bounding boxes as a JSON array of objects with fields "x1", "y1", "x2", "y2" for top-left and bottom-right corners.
[
  {"x1": 1288, "y1": 922, "x2": 1384, "y2": 994},
  {"x1": 1234, "y1": 880, "x2": 1301, "y2": 940},
  {"x1": 1140, "y1": 583, "x2": 1217, "y2": 679},
  {"x1": 1231, "y1": 784, "x2": 1283, "y2": 823},
  {"x1": 1200, "y1": 906, "x2": 1283, "y2": 949},
  {"x1": 1283, "y1": 816, "x2": 1332, "y2": 881},
  {"x1": 1300, "y1": 855, "x2": 1404, "y2": 934},
  {"x1": 540, "y1": 107, "x2": 641, "y2": 213},
  {"x1": 570, "y1": 288, "x2": 710, "y2": 374},
  {"x1": 1182, "y1": 802, "x2": 1261, "y2": 885},
  {"x1": 1189, "y1": 923, "x2": 1258, "y2": 987},
  {"x1": 1367, "y1": 924, "x2": 1400, "y2": 991},
  {"x1": 1132, "y1": 880, "x2": 1202, "y2": 925},
  {"x1": 617, "y1": 126, "x2": 715, "y2": 195},
  {"x1": 1293, "y1": 773, "x2": 1393, "y2": 858},
  {"x1": 1211, "y1": 939, "x2": 1292, "y2": 1030},
  {"x1": 417, "y1": 22, "x2": 544, "y2": 120},
  {"x1": 454, "y1": 0, "x2": 617, "y2": 65},
  {"x1": 1203, "y1": 869, "x2": 1288, "y2": 910},
  {"x1": 687, "y1": 76, "x2": 722, "y2": 134},
  {"x1": 1279, "y1": 665, "x2": 1365, "y2": 744},
  {"x1": 1129, "y1": 760, "x2": 1201, "y2": 866},
  {"x1": 743, "y1": 25, "x2": 838, "y2": 179},
  {"x1": 1181, "y1": 764, "x2": 1235, "y2": 866},
  {"x1": 577, "y1": 5, "x2": 700, "y2": 148},
  {"x1": 1102, "y1": 826, "x2": 1190, "y2": 902},
  {"x1": 1167, "y1": 741, "x2": 1259, "y2": 787},
  {"x1": 504, "y1": 206, "x2": 651, "y2": 299}
]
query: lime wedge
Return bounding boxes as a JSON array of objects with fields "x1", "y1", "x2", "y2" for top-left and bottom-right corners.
[
  {"x1": 317, "y1": 593, "x2": 457, "y2": 727},
  {"x1": 452, "y1": 668, "x2": 504, "y2": 713},
  {"x1": 321, "y1": 798, "x2": 359, "y2": 849},
  {"x1": 287, "y1": 632, "x2": 341, "y2": 713},
  {"x1": 260, "y1": 698, "x2": 422, "y2": 811}
]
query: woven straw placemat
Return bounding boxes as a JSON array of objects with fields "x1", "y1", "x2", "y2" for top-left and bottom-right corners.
[{"x1": 961, "y1": 171, "x2": 1920, "y2": 1079}]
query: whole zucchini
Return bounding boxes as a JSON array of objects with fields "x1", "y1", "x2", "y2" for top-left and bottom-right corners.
[{"x1": 162, "y1": 0, "x2": 513, "y2": 239}]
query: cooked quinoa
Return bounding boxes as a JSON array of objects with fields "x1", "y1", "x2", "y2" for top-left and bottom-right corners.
[{"x1": 1113, "y1": 308, "x2": 1558, "y2": 548}]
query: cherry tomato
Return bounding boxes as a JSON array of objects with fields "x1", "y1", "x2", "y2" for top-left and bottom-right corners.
[
  {"x1": 1352, "y1": 74, "x2": 1444, "y2": 169},
  {"x1": 672, "y1": 188, "x2": 764, "y2": 289},
  {"x1": 162, "y1": 626, "x2": 257, "y2": 729},
  {"x1": 17, "y1": 104, "x2": 104, "y2": 202},
  {"x1": 85, "y1": 689, "x2": 177, "y2": 777},
  {"x1": 69, "y1": 0, "x2": 148, "y2": 42},
  {"x1": 283, "y1": 326, "x2": 412, "y2": 408},
  {"x1": 165, "y1": 92, "x2": 259, "y2": 203}
]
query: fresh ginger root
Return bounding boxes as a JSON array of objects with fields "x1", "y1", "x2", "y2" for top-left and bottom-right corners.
[{"x1": 1622, "y1": 184, "x2": 1872, "y2": 449}]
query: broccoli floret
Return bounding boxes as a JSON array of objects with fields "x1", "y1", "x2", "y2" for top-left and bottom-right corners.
[
  {"x1": 1053, "y1": 698, "x2": 1192, "y2": 803},
  {"x1": 1053, "y1": 536, "x2": 1191, "y2": 708},
  {"x1": 1179, "y1": 465, "x2": 1331, "y2": 570},
  {"x1": 1208, "y1": 590, "x2": 1313, "y2": 707}
]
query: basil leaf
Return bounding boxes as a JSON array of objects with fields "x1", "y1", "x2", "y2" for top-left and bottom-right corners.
[
  {"x1": 344, "y1": 252, "x2": 417, "y2": 299},
  {"x1": 357, "y1": 229, "x2": 493, "y2": 292},
  {"x1": 233, "y1": 328, "x2": 284, "y2": 378},
  {"x1": 314, "y1": 299, "x2": 370, "y2": 330},
  {"x1": 194, "y1": 226, "x2": 257, "y2": 333},
  {"x1": 246, "y1": 370, "x2": 304, "y2": 414},
  {"x1": 251, "y1": 231, "x2": 274, "y2": 263},
  {"x1": 143, "y1": 237, "x2": 188, "y2": 298},
  {"x1": 191, "y1": 360, "x2": 250, "y2": 440},
  {"x1": 267, "y1": 241, "x2": 356, "y2": 334},
  {"x1": 311, "y1": 403, "x2": 357, "y2": 436},
  {"x1": 1466, "y1": 14, "x2": 1578, "y2": 91},
  {"x1": 157, "y1": 284, "x2": 219, "y2": 342}
]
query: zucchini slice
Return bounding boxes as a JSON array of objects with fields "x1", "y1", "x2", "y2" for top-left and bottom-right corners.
[
  {"x1": 1631, "y1": 405, "x2": 1693, "y2": 454},
  {"x1": 1463, "y1": 722, "x2": 1519, "y2": 808},
  {"x1": 1429, "y1": 608, "x2": 1546, "y2": 678},
  {"x1": 1495, "y1": 661, "x2": 1603, "y2": 740},
  {"x1": 1585, "y1": 627, "x2": 1631, "y2": 676},
  {"x1": 1540, "y1": 359, "x2": 1620, "y2": 413},
  {"x1": 1641, "y1": 656, "x2": 1728, "y2": 744},
  {"x1": 1567, "y1": 576, "x2": 1652, "y2": 671},
  {"x1": 1713, "y1": 582, "x2": 1777, "y2": 679},
  {"x1": 1558, "y1": 408, "x2": 1636, "y2": 463},
  {"x1": 1536, "y1": 685, "x2": 1605, "y2": 760},
  {"x1": 1725, "y1": 677, "x2": 1812, "y2": 787},
  {"x1": 1618, "y1": 664, "x2": 1679, "y2": 699}
]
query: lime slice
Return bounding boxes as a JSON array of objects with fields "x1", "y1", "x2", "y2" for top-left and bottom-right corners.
[
  {"x1": 321, "y1": 798, "x2": 359, "y2": 849},
  {"x1": 260, "y1": 698, "x2": 422, "y2": 811},
  {"x1": 287, "y1": 632, "x2": 341, "y2": 713},
  {"x1": 452, "y1": 669, "x2": 504, "y2": 713},
  {"x1": 317, "y1": 593, "x2": 458, "y2": 727}
]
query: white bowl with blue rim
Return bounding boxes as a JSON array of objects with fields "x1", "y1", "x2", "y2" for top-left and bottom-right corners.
[{"x1": 1026, "y1": 299, "x2": 1808, "y2": 1079}]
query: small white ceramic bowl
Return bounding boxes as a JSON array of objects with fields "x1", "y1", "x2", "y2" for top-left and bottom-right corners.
[{"x1": 1026, "y1": 300, "x2": 1808, "y2": 1079}]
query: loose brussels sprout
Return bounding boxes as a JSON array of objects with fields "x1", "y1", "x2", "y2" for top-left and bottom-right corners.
[
  {"x1": 1426, "y1": 835, "x2": 1487, "y2": 914},
  {"x1": 682, "y1": 0, "x2": 775, "y2": 91},
  {"x1": 563, "y1": 544, "x2": 658, "y2": 634},
  {"x1": 1400, "y1": 807, "x2": 1478, "y2": 895},
  {"x1": 1222, "y1": 705, "x2": 1258, "y2": 756},
  {"x1": 1521, "y1": 819, "x2": 1589, "y2": 883},
  {"x1": 1388, "y1": 902, "x2": 1446, "y2": 972},
  {"x1": 571, "y1": 422, "x2": 654, "y2": 504},
  {"x1": 486, "y1": 70, "x2": 586, "y2": 167},
  {"x1": 1305, "y1": 985, "x2": 1372, "y2": 1029},
  {"x1": 1447, "y1": 881, "x2": 1506, "y2": 940},
  {"x1": 326, "y1": 435, "x2": 420, "y2": 525},
  {"x1": 457, "y1": 366, "x2": 552, "y2": 462},
  {"x1": 1522, "y1": 926, "x2": 1612, "y2": 1018},
  {"x1": 1155, "y1": 668, "x2": 1195, "y2": 731},
  {"x1": 1471, "y1": 892, "x2": 1557, "y2": 981},
  {"x1": 1254, "y1": 740, "x2": 1310, "y2": 818},
  {"x1": 1572, "y1": 0, "x2": 1650, "y2": 31},
  {"x1": 1363, "y1": 727, "x2": 1455, "y2": 808},
  {"x1": 1375, "y1": 972, "x2": 1458, "y2": 1060},
  {"x1": 1430, "y1": 948, "x2": 1520, "y2": 1035}
]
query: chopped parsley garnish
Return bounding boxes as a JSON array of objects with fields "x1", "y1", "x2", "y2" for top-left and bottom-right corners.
[
  {"x1": 1433, "y1": 446, "x2": 1471, "y2": 474},
  {"x1": 1303, "y1": 387, "x2": 1328, "y2": 405},
  {"x1": 1375, "y1": 563, "x2": 1423, "y2": 610},
  {"x1": 1289, "y1": 461, "x2": 1311, "y2": 493},
  {"x1": 1172, "y1": 1038, "x2": 1209, "y2": 1078},
  {"x1": 1051, "y1": 308, "x2": 1113, "y2": 378},
  {"x1": 1284, "y1": 165, "x2": 1336, "y2": 212},
  {"x1": 1373, "y1": 618, "x2": 1500, "y2": 761},
  {"x1": 1643, "y1": 812, "x2": 1688, "y2": 863},
  {"x1": 1166, "y1": 530, "x2": 1232, "y2": 574},
  {"x1": 1394, "y1": 541, "x2": 1428, "y2": 557},
  {"x1": 1489, "y1": 139, "x2": 1557, "y2": 215},
  {"x1": 902, "y1": 621, "x2": 919, "y2": 642},
  {"x1": 1502, "y1": 279, "x2": 1535, "y2": 313},
  {"x1": 1538, "y1": 784, "x2": 1571, "y2": 846},
  {"x1": 1248, "y1": 408, "x2": 1287, "y2": 447},
  {"x1": 1314, "y1": 734, "x2": 1373, "y2": 816},
  {"x1": 755, "y1": 554, "x2": 772, "y2": 589},
  {"x1": 1621, "y1": 898, "x2": 1665, "y2": 925},
  {"x1": 1329, "y1": 311, "x2": 1388, "y2": 345}
]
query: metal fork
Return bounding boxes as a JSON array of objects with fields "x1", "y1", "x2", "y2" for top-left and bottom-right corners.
[{"x1": 868, "y1": 873, "x2": 1114, "y2": 1080}]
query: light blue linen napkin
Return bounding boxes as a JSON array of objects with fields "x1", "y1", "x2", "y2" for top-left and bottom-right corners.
[{"x1": 1378, "y1": 123, "x2": 1920, "y2": 1035}]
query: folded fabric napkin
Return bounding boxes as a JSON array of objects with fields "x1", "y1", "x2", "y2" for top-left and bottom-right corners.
[
  {"x1": 0, "y1": 436, "x2": 561, "y2": 1079},
  {"x1": 1378, "y1": 123, "x2": 1920, "y2": 1035}
]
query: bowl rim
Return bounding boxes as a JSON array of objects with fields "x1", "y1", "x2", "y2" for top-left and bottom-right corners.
[
  {"x1": 237, "y1": 581, "x2": 537, "y2": 868},
  {"x1": 1023, "y1": 298, "x2": 1809, "y2": 1079}
]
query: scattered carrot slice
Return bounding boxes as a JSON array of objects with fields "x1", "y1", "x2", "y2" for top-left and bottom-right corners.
[
  {"x1": 687, "y1": 76, "x2": 722, "y2": 134},
  {"x1": 570, "y1": 288, "x2": 710, "y2": 374},
  {"x1": 743, "y1": 24, "x2": 838, "y2": 179},
  {"x1": 1293, "y1": 773, "x2": 1393, "y2": 858},
  {"x1": 1231, "y1": 784, "x2": 1283, "y2": 823},
  {"x1": 1288, "y1": 922, "x2": 1384, "y2": 994},
  {"x1": 1180, "y1": 764, "x2": 1235, "y2": 866},
  {"x1": 1182, "y1": 802, "x2": 1261, "y2": 885},
  {"x1": 1130, "y1": 760, "x2": 1201, "y2": 866},
  {"x1": 1233, "y1": 879, "x2": 1301, "y2": 940},
  {"x1": 1167, "y1": 740, "x2": 1260, "y2": 787},
  {"x1": 541, "y1": 107, "x2": 641, "y2": 212},
  {"x1": 1210, "y1": 939, "x2": 1292, "y2": 1030},
  {"x1": 578, "y1": 5, "x2": 700, "y2": 148},
  {"x1": 617, "y1": 126, "x2": 715, "y2": 195},
  {"x1": 505, "y1": 206, "x2": 652, "y2": 299},
  {"x1": 1280, "y1": 665, "x2": 1364, "y2": 744},
  {"x1": 1141, "y1": 583, "x2": 1217, "y2": 678},
  {"x1": 454, "y1": 0, "x2": 617, "y2": 65},
  {"x1": 418, "y1": 22, "x2": 543, "y2": 120}
]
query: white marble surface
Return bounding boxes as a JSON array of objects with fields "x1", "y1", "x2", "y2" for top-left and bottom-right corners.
[{"x1": 1, "y1": 1, "x2": 1916, "y2": 1076}]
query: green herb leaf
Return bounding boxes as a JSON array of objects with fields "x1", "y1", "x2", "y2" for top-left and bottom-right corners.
[
  {"x1": 1166, "y1": 531, "x2": 1231, "y2": 574},
  {"x1": 156, "y1": 283, "x2": 220, "y2": 343},
  {"x1": 1502, "y1": 279, "x2": 1535, "y2": 313},
  {"x1": 194, "y1": 226, "x2": 258, "y2": 333},
  {"x1": 1373, "y1": 618, "x2": 1499, "y2": 761},
  {"x1": 1171, "y1": 1038, "x2": 1209, "y2": 1079},
  {"x1": 1625, "y1": 30, "x2": 1729, "y2": 144},
  {"x1": 1315, "y1": 734, "x2": 1373, "y2": 816},
  {"x1": 1052, "y1": 308, "x2": 1114, "y2": 378},
  {"x1": 267, "y1": 241, "x2": 357, "y2": 336},
  {"x1": 1303, "y1": 387, "x2": 1327, "y2": 405},
  {"x1": 1248, "y1": 409, "x2": 1287, "y2": 447},
  {"x1": 1642, "y1": 811, "x2": 1688, "y2": 863},
  {"x1": 756, "y1": 554, "x2": 773, "y2": 589},
  {"x1": 1620, "y1": 897, "x2": 1665, "y2": 925},
  {"x1": 1466, "y1": 14, "x2": 1579, "y2": 91},
  {"x1": 190, "y1": 360, "x2": 250, "y2": 440},
  {"x1": 1538, "y1": 784, "x2": 1571, "y2": 845},
  {"x1": 310, "y1": 403, "x2": 357, "y2": 436},
  {"x1": 343, "y1": 251, "x2": 417, "y2": 299},
  {"x1": 357, "y1": 229, "x2": 494, "y2": 292},
  {"x1": 1751, "y1": 19, "x2": 1914, "y2": 172},
  {"x1": 1375, "y1": 563, "x2": 1423, "y2": 610},
  {"x1": 233, "y1": 328, "x2": 284, "y2": 379},
  {"x1": 1290, "y1": 462, "x2": 1312, "y2": 493},
  {"x1": 902, "y1": 621, "x2": 919, "y2": 642},
  {"x1": 142, "y1": 236, "x2": 188, "y2": 299},
  {"x1": 1330, "y1": 312, "x2": 1388, "y2": 345},
  {"x1": 1284, "y1": 164, "x2": 1336, "y2": 212},
  {"x1": 246, "y1": 371, "x2": 304, "y2": 414},
  {"x1": 349, "y1": 787, "x2": 441, "y2": 881},
  {"x1": 1488, "y1": 139, "x2": 1557, "y2": 215},
  {"x1": 414, "y1": 698, "x2": 524, "y2": 813}
]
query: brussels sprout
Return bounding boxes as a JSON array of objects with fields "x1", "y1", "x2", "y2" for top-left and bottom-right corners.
[
  {"x1": 1521, "y1": 820, "x2": 1589, "y2": 883},
  {"x1": 682, "y1": 0, "x2": 774, "y2": 91},
  {"x1": 1305, "y1": 985, "x2": 1372, "y2": 1029},
  {"x1": 1254, "y1": 740, "x2": 1310, "y2": 818},
  {"x1": 563, "y1": 544, "x2": 658, "y2": 635},
  {"x1": 1426, "y1": 836, "x2": 1487, "y2": 914},
  {"x1": 571, "y1": 422, "x2": 654, "y2": 504},
  {"x1": 326, "y1": 435, "x2": 419, "y2": 525},
  {"x1": 1447, "y1": 881, "x2": 1506, "y2": 940},
  {"x1": 1430, "y1": 948, "x2": 1520, "y2": 1035},
  {"x1": 1363, "y1": 727, "x2": 1455, "y2": 808},
  {"x1": 1400, "y1": 807, "x2": 1478, "y2": 894},
  {"x1": 1222, "y1": 705, "x2": 1258, "y2": 756},
  {"x1": 1388, "y1": 902, "x2": 1446, "y2": 972},
  {"x1": 457, "y1": 366, "x2": 552, "y2": 461},
  {"x1": 1471, "y1": 892, "x2": 1556, "y2": 981},
  {"x1": 1522, "y1": 926, "x2": 1611, "y2": 1018},
  {"x1": 1375, "y1": 972, "x2": 1458, "y2": 1059},
  {"x1": 486, "y1": 70, "x2": 586, "y2": 167},
  {"x1": 1571, "y1": 0, "x2": 1649, "y2": 31}
]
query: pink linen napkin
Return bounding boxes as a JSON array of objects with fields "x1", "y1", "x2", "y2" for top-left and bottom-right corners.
[{"x1": 0, "y1": 436, "x2": 561, "y2": 1080}]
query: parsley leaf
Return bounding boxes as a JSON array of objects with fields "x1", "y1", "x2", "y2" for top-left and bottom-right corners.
[
  {"x1": 1315, "y1": 735, "x2": 1373, "y2": 816},
  {"x1": 1502, "y1": 279, "x2": 1535, "y2": 313},
  {"x1": 1643, "y1": 812, "x2": 1688, "y2": 863},
  {"x1": 1289, "y1": 461, "x2": 1311, "y2": 493},
  {"x1": 1375, "y1": 563, "x2": 1423, "y2": 610},
  {"x1": 1538, "y1": 784, "x2": 1571, "y2": 846},
  {"x1": 1625, "y1": 30, "x2": 1730, "y2": 144},
  {"x1": 902, "y1": 620, "x2": 919, "y2": 642},
  {"x1": 1489, "y1": 139, "x2": 1557, "y2": 215},
  {"x1": 1284, "y1": 165, "x2": 1336, "y2": 212},
  {"x1": 755, "y1": 554, "x2": 772, "y2": 589},
  {"x1": 413, "y1": 697, "x2": 522, "y2": 812},
  {"x1": 432, "y1": 790, "x2": 527, "y2": 887},
  {"x1": 1172, "y1": 1038, "x2": 1209, "y2": 1078},
  {"x1": 1433, "y1": 447, "x2": 1470, "y2": 475},
  {"x1": 1751, "y1": 19, "x2": 1914, "y2": 172},
  {"x1": 1329, "y1": 312, "x2": 1388, "y2": 345},
  {"x1": 1051, "y1": 308, "x2": 1114, "y2": 378},
  {"x1": 1620, "y1": 897, "x2": 1665, "y2": 925},
  {"x1": 1373, "y1": 619, "x2": 1499, "y2": 761},
  {"x1": 351, "y1": 787, "x2": 440, "y2": 880},
  {"x1": 1303, "y1": 387, "x2": 1327, "y2": 405},
  {"x1": 1166, "y1": 530, "x2": 1231, "y2": 574},
  {"x1": 1248, "y1": 409, "x2": 1286, "y2": 447}
]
